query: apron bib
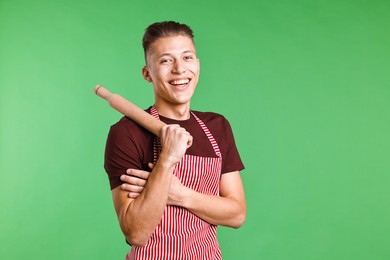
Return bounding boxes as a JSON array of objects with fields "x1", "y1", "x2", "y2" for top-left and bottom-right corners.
[{"x1": 127, "y1": 107, "x2": 222, "y2": 260}]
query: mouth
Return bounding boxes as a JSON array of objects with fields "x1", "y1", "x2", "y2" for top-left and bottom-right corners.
[{"x1": 169, "y1": 78, "x2": 191, "y2": 88}]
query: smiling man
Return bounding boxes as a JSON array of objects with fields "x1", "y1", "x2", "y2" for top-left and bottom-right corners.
[{"x1": 104, "y1": 21, "x2": 246, "y2": 260}]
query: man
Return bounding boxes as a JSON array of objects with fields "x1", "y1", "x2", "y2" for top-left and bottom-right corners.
[{"x1": 104, "y1": 21, "x2": 246, "y2": 259}]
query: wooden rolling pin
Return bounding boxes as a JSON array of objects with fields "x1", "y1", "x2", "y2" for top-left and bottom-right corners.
[{"x1": 94, "y1": 85, "x2": 165, "y2": 137}]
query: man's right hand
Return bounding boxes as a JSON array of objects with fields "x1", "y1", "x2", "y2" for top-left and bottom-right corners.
[
  {"x1": 159, "y1": 124, "x2": 192, "y2": 167},
  {"x1": 112, "y1": 124, "x2": 192, "y2": 247},
  {"x1": 120, "y1": 124, "x2": 192, "y2": 200}
]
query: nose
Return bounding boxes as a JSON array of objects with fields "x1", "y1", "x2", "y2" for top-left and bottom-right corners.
[{"x1": 172, "y1": 60, "x2": 186, "y2": 74}]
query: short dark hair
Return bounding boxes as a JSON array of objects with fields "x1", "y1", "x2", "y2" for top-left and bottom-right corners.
[{"x1": 142, "y1": 21, "x2": 194, "y2": 57}]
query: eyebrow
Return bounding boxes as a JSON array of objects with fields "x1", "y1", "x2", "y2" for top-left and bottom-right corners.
[{"x1": 157, "y1": 50, "x2": 195, "y2": 58}]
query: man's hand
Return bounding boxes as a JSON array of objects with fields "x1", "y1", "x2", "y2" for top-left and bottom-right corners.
[
  {"x1": 167, "y1": 174, "x2": 186, "y2": 206},
  {"x1": 120, "y1": 163, "x2": 152, "y2": 198},
  {"x1": 159, "y1": 124, "x2": 192, "y2": 167},
  {"x1": 121, "y1": 163, "x2": 186, "y2": 205},
  {"x1": 112, "y1": 123, "x2": 192, "y2": 246},
  {"x1": 120, "y1": 124, "x2": 192, "y2": 199}
]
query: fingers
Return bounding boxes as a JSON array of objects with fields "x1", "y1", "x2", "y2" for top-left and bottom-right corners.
[
  {"x1": 120, "y1": 181, "x2": 143, "y2": 199},
  {"x1": 167, "y1": 174, "x2": 185, "y2": 206},
  {"x1": 161, "y1": 124, "x2": 192, "y2": 139},
  {"x1": 121, "y1": 174, "x2": 147, "y2": 187},
  {"x1": 120, "y1": 168, "x2": 151, "y2": 198},
  {"x1": 148, "y1": 162, "x2": 155, "y2": 169},
  {"x1": 121, "y1": 183, "x2": 143, "y2": 193},
  {"x1": 160, "y1": 124, "x2": 193, "y2": 165},
  {"x1": 126, "y1": 168, "x2": 151, "y2": 180},
  {"x1": 162, "y1": 125, "x2": 192, "y2": 148},
  {"x1": 186, "y1": 134, "x2": 193, "y2": 148}
]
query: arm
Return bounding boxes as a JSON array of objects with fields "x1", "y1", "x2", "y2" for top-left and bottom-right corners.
[
  {"x1": 112, "y1": 161, "x2": 173, "y2": 247},
  {"x1": 112, "y1": 124, "x2": 192, "y2": 247},
  {"x1": 121, "y1": 170, "x2": 246, "y2": 228},
  {"x1": 119, "y1": 114, "x2": 246, "y2": 228},
  {"x1": 169, "y1": 170, "x2": 246, "y2": 228}
]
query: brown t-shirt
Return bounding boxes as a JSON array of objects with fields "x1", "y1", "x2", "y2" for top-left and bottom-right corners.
[{"x1": 104, "y1": 108, "x2": 244, "y2": 190}]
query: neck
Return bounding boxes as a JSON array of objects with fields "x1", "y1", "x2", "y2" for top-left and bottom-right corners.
[{"x1": 154, "y1": 102, "x2": 191, "y2": 120}]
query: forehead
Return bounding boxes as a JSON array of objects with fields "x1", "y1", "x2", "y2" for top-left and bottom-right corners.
[{"x1": 147, "y1": 35, "x2": 196, "y2": 58}]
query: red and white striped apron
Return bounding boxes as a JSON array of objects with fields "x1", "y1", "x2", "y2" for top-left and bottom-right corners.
[{"x1": 126, "y1": 107, "x2": 222, "y2": 260}]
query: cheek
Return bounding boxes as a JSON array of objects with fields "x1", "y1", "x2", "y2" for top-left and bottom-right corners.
[
  {"x1": 149, "y1": 69, "x2": 166, "y2": 82},
  {"x1": 188, "y1": 63, "x2": 200, "y2": 75}
]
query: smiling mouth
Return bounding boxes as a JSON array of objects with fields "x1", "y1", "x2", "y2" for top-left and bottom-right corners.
[{"x1": 169, "y1": 78, "x2": 191, "y2": 87}]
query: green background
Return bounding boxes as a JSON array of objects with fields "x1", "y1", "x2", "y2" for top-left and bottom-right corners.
[{"x1": 1, "y1": 0, "x2": 389, "y2": 259}]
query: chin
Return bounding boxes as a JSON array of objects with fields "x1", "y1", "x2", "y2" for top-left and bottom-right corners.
[{"x1": 175, "y1": 94, "x2": 194, "y2": 104}]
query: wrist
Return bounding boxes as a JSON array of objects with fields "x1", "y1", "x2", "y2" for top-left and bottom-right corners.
[
  {"x1": 158, "y1": 151, "x2": 180, "y2": 168},
  {"x1": 174, "y1": 186, "x2": 191, "y2": 208},
  {"x1": 155, "y1": 154, "x2": 177, "y2": 171}
]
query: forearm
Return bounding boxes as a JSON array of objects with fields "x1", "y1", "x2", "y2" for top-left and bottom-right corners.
[
  {"x1": 114, "y1": 123, "x2": 192, "y2": 246},
  {"x1": 168, "y1": 171, "x2": 246, "y2": 228},
  {"x1": 115, "y1": 158, "x2": 175, "y2": 246},
  {"x1": 178, "y1": 188, "x2": 246, "y2": 228}
]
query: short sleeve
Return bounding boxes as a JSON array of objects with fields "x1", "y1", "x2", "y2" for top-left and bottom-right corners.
[
  {"x1": 104, "y1": 121, "x2": 144, "y2": 190},
  {"x1": 220, "y1": 118, "x2": 245, "y2": 174}
]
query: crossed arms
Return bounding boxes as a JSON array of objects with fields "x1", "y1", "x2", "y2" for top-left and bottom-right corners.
[{"x1": 111, "y1": 125, "x2": 246, "y2": 247}]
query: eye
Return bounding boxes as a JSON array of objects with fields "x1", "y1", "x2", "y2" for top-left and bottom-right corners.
[
  {"x1": 160, "y1": 58, "x2": 172, "y2": 64},
  {"x1": 184, "y1": 55, "x2": 194, "y2": 61}
]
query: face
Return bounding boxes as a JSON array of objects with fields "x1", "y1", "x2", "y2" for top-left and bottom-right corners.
[{"x1": 142, "y1": 35, "x2": 200, "y2": 109}]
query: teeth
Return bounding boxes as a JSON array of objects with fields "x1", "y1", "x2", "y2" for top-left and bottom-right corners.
[{"x1": 170, "y1": 79, "x2": 190, "y2": 85}]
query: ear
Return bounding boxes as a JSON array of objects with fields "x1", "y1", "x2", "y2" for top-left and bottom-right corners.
[{"x1": 142, "y1": 66, "x2": 152, "y2": 82}]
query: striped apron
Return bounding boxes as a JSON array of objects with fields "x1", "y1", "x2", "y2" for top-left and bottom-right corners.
[{"x1": 126, "y1": 107, "x2": 222, "y2": 260}]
